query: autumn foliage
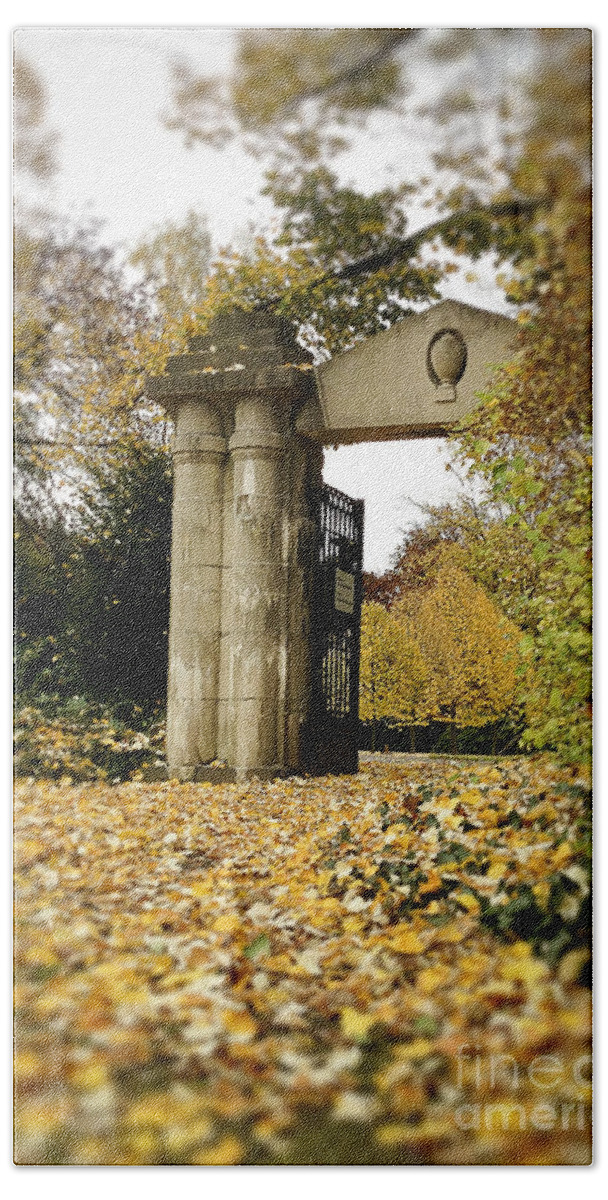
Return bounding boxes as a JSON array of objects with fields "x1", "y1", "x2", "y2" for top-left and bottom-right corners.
[
  {"x1": 399, "y1": 566, "x2": 519, "y2": 729},
  {"x1": 360, "y1": 566, "x2": 521, "y2": 750},
  {"x1": 359, "y1": 603, "x2": 428, "y2": 743},
  {"x1": 13, "y1": 32, "x2": 592, "y2": 1170},
  {"x1": 14, "y1": 756, "x2": 591, "y2": 1166}
]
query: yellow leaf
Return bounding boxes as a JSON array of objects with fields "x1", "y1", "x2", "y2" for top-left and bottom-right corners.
[
  {"x1": 501, "y1": 956, "x2": 549, "y2": 985},
  {"x1": 393, "y1": 1039, "x2": 434, "y2": 1059},
  {"x1": 459, "y1": 952, "x2": 490, "y2": 978},
  {"x1": 222, "y1": 1009, "x2": 257, "y2": 1040},
  {"x1": 384, "y1": 825, "x2": 412, "y2": 849},
  {"x1": 342, "y1": 915, "x2": 364, "y2": 934},
  {"x1": 340, "y1": 1007, "x2": 375, "y2": 1042},
  {"x1": 558, "y1": 948, "x2": 590, "y2": 986},
  {"x1": 429, "y1": 922, "x2": 465, "y2": 944},
  {"x1": 191, "y1": 1136, "x2": 243, "y2": 1165},
  {"x1": 419, "y1": 869, "x2": 442, "y2": 894},
  {"x1": 387, "y1": 927, "x2": 425, "y2": 955},
  {"x1": 264, "y1": 953, "x2": 293, "y2": 973},
  {"x1": 553, "y1": 840, "x2": 572, "y2": 866},
  {"x1": 316, "y1": 869, "x2": 334, "y2": 890},
  {"x1": 417, "y1": 964, "x2": 451, "y2": 993},
  {"x1": 213, "y1": 912, "x2": 242, "y2": 934},
  {"x1": 533, "y1": 881, "x2": 550, "y2": 904},
  {"x1": 376, "y1": 1122, "x2": 414, "y2": 1146},
  {"x1": 125, "y1": 1131, "x2": 158, "y2": 1158},
  {"x1": 452, "y1": 891, "x2": 480, "y2": 914},
  {"x1": 486, "y1": 862, "x2": 506, "y2": 880},
  {"x1": 149, "y1": 953, "x2": 173, "y2": 975},
  {"x1": 70, "y1": 1060, "x2": 109, "y2": 1091},
  {"x1": 510, "y1": 940, "x2": 533, "y2": 957},
  {"x1": 478, "y1": 807, "x2": 501, "y2": 827},
  {"x1": 190, "y1": 881, "x2": 212, "y2": 898},
  {"x1": 127, "y1": 1094, "x2": 173, "y2": 1127},
  {"x1": 14, "y1": 1051, "x2": 42, "y2": 1082}
]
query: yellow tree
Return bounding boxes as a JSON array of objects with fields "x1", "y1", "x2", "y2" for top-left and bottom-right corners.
[
  {"x1": 359, "y1": 601, "x2": 429, "y2": 751},
  {"x1": 452, "y1": 31, "x2": 592, "y2": 764},
  {"x1": 14, "y1": 210, "x2": 215, "y2": 511},
  {"x1": 400, "y1": 565, "x2": 520, "y2": 750},
  {"x1": 129, "y1": 211, "x2": 213, "y2": 346}
]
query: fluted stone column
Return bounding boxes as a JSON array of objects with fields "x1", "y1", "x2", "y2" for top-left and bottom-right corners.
[
  {"x1": 166, "y1": 399, "x2": 226, "y2": 777},
  {"x1": 147, "y1": 308, "x2": 317, "y2": 780},
  {"x1": 225, "y1": 398, "x2": 287, "y2": 775},
  {"x1": 284, "y1": 437, "x2": 324, "y2": 770},
  {"x1": 217, "y1": 448, "x2": 235, "y2": 764}
]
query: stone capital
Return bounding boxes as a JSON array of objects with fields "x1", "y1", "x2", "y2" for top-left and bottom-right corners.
[{"x1": 146, "y1": 309, "x2": 316, "y2": 437}]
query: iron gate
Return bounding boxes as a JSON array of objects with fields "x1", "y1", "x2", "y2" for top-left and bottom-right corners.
[{"x1": 302, "y1": 483, "x2": 364, "y2": 775}]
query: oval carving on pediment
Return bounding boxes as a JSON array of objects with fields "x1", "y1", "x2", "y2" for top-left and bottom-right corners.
[{"x1": 426, "y1": 328, "x2": 468, "y2": 388}]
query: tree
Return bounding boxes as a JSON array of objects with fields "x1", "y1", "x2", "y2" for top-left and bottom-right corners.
[
  {"x1": 13, "y1": 52, "x2": 59, "y2": 184},
  {"x1": 14, "y1": 210, "x2": 211, "y2": 512},
  {"x1": 162, "y1": 30, "x2": 417, "y2": 161},
  {"x1": 14, "y1": 511, "x2": 82, "y2": 701},
  {"x1": 359, "y1": 601, "x2": 429, "y2": 749},
  {"x1": 161, "y1": 30, "x2": 553, "y2": 358},
  {"x1": 161, "y1": 28, "x2": 542, "y2": 189},
  {"x1": 13, "y1": 218, "x2": 157, "y2": 515},
  {"x1": 14, "y1": 211, "x2": 213, "y2": 712},
  {"x1": 449, "y1": 30, "x2": 592, "y2": 763},
  {"x1": 14, "y1": 441, "x2": 173, "y2": 715},
  {"x1": 129, "y1": 210, "x2": 212, "y2": 341},
  {"x1": 362, "y1": 568, "x2": 401, "y2": 610},
  {"x1": 396, "y1": 565, "x2": 520, "y2": 749},
  {"x1": 376, "y1": 494, "x2": 541, "y2": 633},
  {"x1": 70, "y1": 442, "x2": 173, "y2": 714},
  {"x1": 264, "y1": 165, "x2": 443, "y2": 352}
]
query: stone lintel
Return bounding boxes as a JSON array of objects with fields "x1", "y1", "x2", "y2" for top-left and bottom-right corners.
[
  {"x1": 298, "y1": 420, "x2": 455, "y2": 445},
  {"x1": 298, "y1": 299, "x2": 516, "y2": 444}
]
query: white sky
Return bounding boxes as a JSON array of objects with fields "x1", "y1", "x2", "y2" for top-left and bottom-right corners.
[{"x1": 15, "y1": 23, "x2": 519, "y2": 571}]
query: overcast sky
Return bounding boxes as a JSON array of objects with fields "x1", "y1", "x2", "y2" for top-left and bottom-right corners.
[{"x1": 15, "y1": 25, "x2": 517, "y2": 571}]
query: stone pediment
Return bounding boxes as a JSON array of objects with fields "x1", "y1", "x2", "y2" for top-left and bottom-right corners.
[{"x1": 297, "y1": 299, "x2": 516, "y2": 444}]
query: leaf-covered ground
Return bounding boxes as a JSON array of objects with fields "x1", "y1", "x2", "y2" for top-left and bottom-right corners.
[{"x1": 14, "y1": 755, "x2": 591, "y2": 1165}]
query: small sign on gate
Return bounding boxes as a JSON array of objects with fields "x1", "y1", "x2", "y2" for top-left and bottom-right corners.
[{"x1": 334, "y1": 568, "x2": 355, "y2": 614}]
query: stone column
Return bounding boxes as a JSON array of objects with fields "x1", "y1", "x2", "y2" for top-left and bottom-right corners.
[
  {"x1": 147, "y1": 308, "x2": 317, "y2": 780},
  {"x1": 166, "y1": 399, "x2": 226, "y2": 777},
  {"x1": 227, "y1": 397, "x2": 287, "y2": 777},
  {"x1": 284, "y1": 436, "x2": 324, "y2": 770}
]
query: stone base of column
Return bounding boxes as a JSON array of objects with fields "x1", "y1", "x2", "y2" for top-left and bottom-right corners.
[
  {"x1": 141, "y1": 763, "x2": 236, "y2": 783},
  {"x1": 141, "y1": 762, "x2": 295, "y2": 784}
]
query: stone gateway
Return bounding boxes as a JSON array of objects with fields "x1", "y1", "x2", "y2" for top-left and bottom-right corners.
[{"x1": 147, "y1": 301, "x2": 515, "y2": 781}]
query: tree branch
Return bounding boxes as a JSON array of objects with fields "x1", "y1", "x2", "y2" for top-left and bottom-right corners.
[
  {"x1": 273, "y1": 30, "x2": 417, "y2": 117},
  {"x1": 258, "y1": 195, "x2": 549, "y2": 310}
]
